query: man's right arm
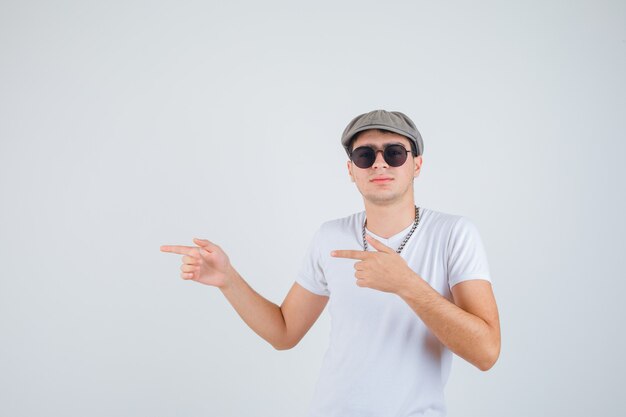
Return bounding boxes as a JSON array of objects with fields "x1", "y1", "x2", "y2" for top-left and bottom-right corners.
[
  {"x1": 220, "y1": 267, "x2": 328, "y2": 350},
  {"x1": 160, "y1": 237, "x2": 328, "y2": 350}
]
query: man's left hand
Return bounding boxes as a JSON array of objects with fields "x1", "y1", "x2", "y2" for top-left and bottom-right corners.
[{"x1": 331, "y1": 234, "x2": 421, "y2": 294}]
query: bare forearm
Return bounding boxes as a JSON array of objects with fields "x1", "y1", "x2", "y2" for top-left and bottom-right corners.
[
  {"x1": 219, "y1": 266, "x2": 288, "y2": 349},
  {"x1": 397, "y1": 276, "x2": 499, "y2": 371}
]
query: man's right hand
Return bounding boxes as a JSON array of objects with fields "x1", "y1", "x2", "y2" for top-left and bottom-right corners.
[{"x1": 160, "y1": 238, "x2": 232, "y2": 288}]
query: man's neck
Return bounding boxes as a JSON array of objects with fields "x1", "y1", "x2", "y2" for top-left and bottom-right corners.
[{"x1": 363, "y1": 199, "x2": 417, "y2": 239}]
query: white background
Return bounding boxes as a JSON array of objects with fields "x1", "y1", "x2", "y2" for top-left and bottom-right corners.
[{"x1": 1, "y1": 1, "x2": 625, "y2": 416}]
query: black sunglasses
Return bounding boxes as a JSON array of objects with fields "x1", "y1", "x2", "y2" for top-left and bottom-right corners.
[{"x1": 349, "y1": 144, "x2": 412, "y2": 169}]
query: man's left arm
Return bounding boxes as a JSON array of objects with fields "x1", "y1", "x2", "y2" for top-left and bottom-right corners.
[
  {"x1": 396, "y1": 275, "x2": 500, "y2": 371},
  {"x1": 332, "y1": 233, "x2": 501, "y2": 371}
]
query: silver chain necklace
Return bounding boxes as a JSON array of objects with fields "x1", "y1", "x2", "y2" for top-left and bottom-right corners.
[{"x1": 362, "y1": 205, "x2": 421, "y2": 253}]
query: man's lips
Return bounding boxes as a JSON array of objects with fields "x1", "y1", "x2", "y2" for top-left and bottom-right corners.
[{"x1": 370, "y1": 177, "x2": 393, "y2": 182}]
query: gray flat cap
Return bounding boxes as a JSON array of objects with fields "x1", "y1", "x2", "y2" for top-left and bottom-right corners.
[{"x1": 341, "y1": 109, "x2": 424, "y2": 157}]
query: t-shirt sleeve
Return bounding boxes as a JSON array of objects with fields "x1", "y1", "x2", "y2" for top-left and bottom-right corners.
[
  {"x1": 295, "y1": 227, "x2": 330, "y2": 297},
  {"x1": 446, "y1": 216, "x2": 492, "y2": 288}
]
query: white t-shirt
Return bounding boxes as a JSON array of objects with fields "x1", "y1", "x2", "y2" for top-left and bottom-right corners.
[{"x1": 296, "y1": 207, "x2": 492, "y2": 417}]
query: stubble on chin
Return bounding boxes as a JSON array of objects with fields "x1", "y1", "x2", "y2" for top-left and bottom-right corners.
[
  {"x1": 356, "y1": 184, "x2": 401, "y2": 205},
  {"x1": 356, "y1": 179, "x2": 414, "y2": 205}
]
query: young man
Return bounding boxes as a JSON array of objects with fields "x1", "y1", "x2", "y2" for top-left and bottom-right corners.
[{"x1": 160, "y1": 109, "x2": 500, "y2": 417}]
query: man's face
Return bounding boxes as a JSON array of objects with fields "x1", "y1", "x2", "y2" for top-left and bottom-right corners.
[{"x1": 347, "y1": 130, "x2": 423, "y2": 205}]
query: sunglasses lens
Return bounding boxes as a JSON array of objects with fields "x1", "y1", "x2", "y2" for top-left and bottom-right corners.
[
  {"x1": 385, "y1": 145, "x2": 409, "y2": 167},
  {"x1": 351, "y1": 147, "x2": 376, "y2": 168}
]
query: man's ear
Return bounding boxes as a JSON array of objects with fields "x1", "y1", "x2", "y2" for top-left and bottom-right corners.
[
  {"x1": 413, "y1": 155, "x2": 423, "y2": 177},
  {"x1": 347, "y1": 160, "x2": 355, "y2": 182}
]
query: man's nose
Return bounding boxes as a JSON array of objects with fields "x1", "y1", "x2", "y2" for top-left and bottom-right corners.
[{"x1": 372, "y1": 150, "x2": 388, "y2": 168}]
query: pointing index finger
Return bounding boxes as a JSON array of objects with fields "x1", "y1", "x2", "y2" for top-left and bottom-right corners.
[
  {"x1": 160, "y1": 245, "x2": 197, "y2": 256},
  {"x1": 331, "y1": 250, "x2": 369, "y2": 260}
]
